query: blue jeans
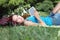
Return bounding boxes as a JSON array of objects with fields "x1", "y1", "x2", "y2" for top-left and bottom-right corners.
[{"x1": 49, "y1": 12, "x2": 60, "y2": 25}]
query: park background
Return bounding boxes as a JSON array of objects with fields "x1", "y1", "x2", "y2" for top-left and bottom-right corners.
[{"x1": 0, "y1": 0, "x2": 60, "y2": 40}]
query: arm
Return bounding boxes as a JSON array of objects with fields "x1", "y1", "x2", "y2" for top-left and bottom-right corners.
[
  {"x1": 52, "y1": 2, "x2": 60, "y2": 13},
  {"x1": 24, "y1": 20, "x2": 46, "y2": 26},
  {"x1": 24, "y1": 20, "x2": 39, "y2": 26},
  {"x1": 34, "y1": 10, "x2": 46, "y2": 26}
]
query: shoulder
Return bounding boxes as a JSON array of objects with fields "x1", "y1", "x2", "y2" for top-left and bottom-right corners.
[{"x1": 26, "y1": 16, "x2": 35, "y2": 20}]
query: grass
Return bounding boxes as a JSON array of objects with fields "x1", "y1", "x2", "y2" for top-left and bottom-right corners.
[
  {"x1": 0, "y1": 26, "x2": 60, "y2": 40},
  {"x1": 39, "y1": 11, "x2": 49, "y2": 17}
]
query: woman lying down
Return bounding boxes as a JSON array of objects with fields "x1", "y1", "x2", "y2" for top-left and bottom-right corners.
[
  {"x1": 0, "y1": 2, "x2": 60, "y2": 26},
  {"x1": 0, "y1": 9, "x2": 60, "y2": 27}
]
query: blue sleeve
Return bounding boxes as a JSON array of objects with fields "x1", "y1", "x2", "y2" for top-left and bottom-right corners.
[{"x1": 26, "y1": 16, "x2": 38, "y2": 23}]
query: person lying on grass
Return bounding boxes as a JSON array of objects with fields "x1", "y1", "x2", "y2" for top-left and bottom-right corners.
[{"x1": 0, "y1": 2, "x2": 60, "y2": 26}]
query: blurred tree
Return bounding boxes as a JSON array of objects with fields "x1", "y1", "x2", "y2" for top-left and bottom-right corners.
[
  {"x1": 35, "y1": 0, "x2": 54, "y2": 13},
  {"x1": 8, "y1": 0, "x2": 24, "y2": 6},
  {"x1": 0, "y1": 0, "x2": 58, "y2": 18},
  {"x1": 0, "y1": 0, "x2": 24, "y2": 18},
  {"x1": 0, "y1": 0, "x2": 7, "y2": 6}
]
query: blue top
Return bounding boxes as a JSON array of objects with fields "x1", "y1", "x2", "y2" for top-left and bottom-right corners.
[{"x1": 26, "y1": 16, "x2": 53, "y2": 26}]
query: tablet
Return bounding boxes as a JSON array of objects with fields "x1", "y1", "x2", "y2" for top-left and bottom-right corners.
[{"x1": 28, "y1": 7, "x2": 36, "y2": 16}]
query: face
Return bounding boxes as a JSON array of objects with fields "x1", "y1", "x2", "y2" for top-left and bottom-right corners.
[{"x1": 12, "y1": 15, "x2": 24, "y2": 24}]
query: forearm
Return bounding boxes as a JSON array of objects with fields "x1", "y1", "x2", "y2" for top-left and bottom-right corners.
[
  {"x1": 34, "y1": 10, "x2": 41, "y2": 22},
  {"x1": 24, "y1": 20, "x2": 39, "y2": 26},
  {"x1": 34, "y1": 10, "x2": 46, "y2": 26},
  {"x1": 24, "y1": 20, "x2": 47, "y2": 26}
]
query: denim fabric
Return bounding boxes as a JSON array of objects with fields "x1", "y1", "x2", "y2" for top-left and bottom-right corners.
[
  {"x1": 52, "y1": 13, "x2": 60, "y2": 25},
  {"x1": 49, "y1": 12, "x2": 60, "y2": 25}
]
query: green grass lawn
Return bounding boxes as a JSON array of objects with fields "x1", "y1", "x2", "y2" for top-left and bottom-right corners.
[
  {"x1": 39, "y1": 11, "x2": 50, "y2": 17},
  {"x1": 0, "y1": 26, "x2": 60, "y2": 40}
]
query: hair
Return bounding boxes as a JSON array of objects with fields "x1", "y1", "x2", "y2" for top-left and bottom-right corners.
[
  {"x1": 0, "y1": 15, "x2": 11, "y2": 26},
  {"x1": 7, "y1": 15, "x2": 18, "y2": 26},
  {"x1": 22, "y1": 13, "x2": 30, "y2": 19}
]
